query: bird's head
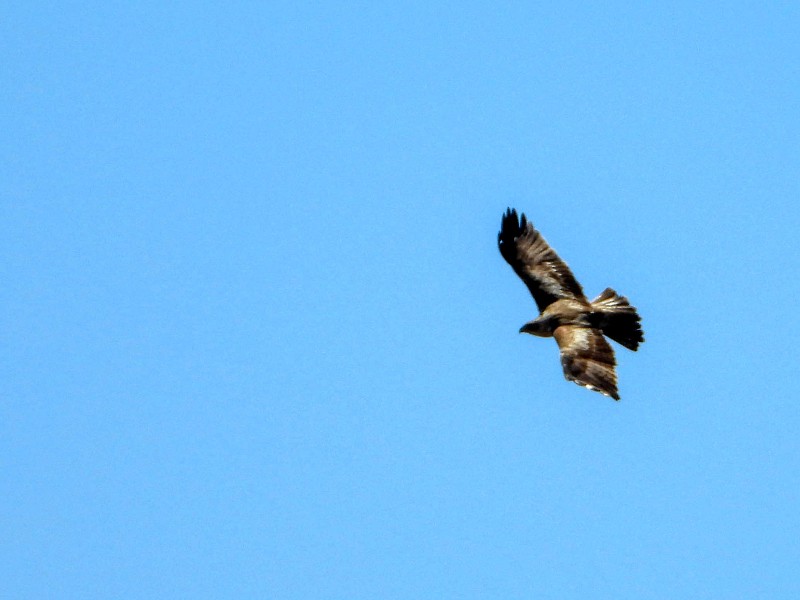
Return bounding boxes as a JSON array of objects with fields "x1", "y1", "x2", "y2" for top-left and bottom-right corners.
[{"x1": 519, "y1": 318, "x2": 554, "y2": 337}]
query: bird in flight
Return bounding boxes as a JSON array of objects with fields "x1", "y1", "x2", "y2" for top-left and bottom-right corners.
[{"x1": 498, "y1": 208, "x2": 643, "y2": 400}]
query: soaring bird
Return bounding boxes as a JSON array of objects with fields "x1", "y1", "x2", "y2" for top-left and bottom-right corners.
[{"x1": 498, "y1": 208, "x2": 643, "y2": 400}]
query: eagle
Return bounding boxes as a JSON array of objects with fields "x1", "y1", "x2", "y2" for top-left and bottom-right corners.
[{"x1": 498, "y1": 208, "x2": 643, "y2": 400}]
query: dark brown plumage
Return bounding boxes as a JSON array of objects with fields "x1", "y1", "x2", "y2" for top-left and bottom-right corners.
[{"x1": 498, "y1": 208, "x2": 643, "y2": 400}]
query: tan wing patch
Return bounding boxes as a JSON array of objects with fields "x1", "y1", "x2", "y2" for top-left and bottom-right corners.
[{"x1": 554, "y1": 326, "x2": 620, "y2": 400}]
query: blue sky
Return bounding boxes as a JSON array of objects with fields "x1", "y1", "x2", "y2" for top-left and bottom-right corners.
[{"x1": 3, "y1": 2, "x2": 800, "y2": 598}]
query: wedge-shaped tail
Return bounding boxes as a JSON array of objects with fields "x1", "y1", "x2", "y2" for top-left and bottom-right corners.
[{"x1": 590, "y1": 288, "x2": 644, "y2": 351}]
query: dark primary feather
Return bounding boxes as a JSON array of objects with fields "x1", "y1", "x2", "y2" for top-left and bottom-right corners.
[{"x1": 497, "y1": 208, "x2": 586, "y2": 312}]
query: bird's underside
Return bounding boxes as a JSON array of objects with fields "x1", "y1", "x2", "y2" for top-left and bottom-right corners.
[{"x1": 498, "y1": 208, "x2": 644, "y2": 401}]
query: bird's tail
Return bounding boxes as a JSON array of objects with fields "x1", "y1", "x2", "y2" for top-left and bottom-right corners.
[{"x1": 590, "y1": 288, "x2": 644, "y2": 351}]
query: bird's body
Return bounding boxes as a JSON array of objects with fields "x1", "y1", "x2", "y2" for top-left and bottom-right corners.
[{"x1": 498, "y1": 208, "x2": 643, "y2": 400}]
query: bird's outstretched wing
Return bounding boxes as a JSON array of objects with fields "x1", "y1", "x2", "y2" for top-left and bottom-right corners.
[
  {"x1": 554, "y1": 326, "x2": 620, "y2": 400},
  {"x1": 498, "y1": 208, "x2": 586, "y2": 312}
]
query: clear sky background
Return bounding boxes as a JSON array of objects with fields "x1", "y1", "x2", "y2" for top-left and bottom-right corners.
[{"x1": 3, "y1": 2, "x2": 800, "y2": 598}]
